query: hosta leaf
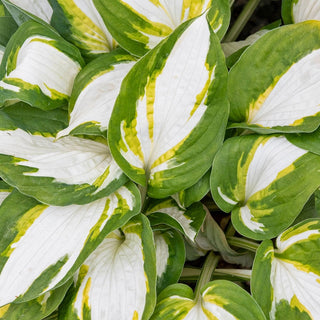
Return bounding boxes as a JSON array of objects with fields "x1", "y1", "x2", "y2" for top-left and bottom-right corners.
[
  {"x1": 252, "y1": 219, "x2": 320, "y2": 320},
  {"x1": 94, "y1": 0, "x2": 230, "y2": 56},
  {"x1": 0, "y1": 15, "x2": 17, "y2": 47},
  {"x1": 0, "y1": 279, "x2": 71, "y2": 320},
  {"x1": 145, "y1": 198, "x2": 206, "y2": 242},
  {"x1": 0, "y1": 128, "x2": 127, "y2": 205},
  {"x1": 211, "y1": 135, "x2": 320, "y2": 239},
  {"x1": 108, "y1": 13, "x2": 228, "y2": 198},
  {"x1": 57, "y1": 50, "x2": 136, "y2": 139},
  {"x1": 0, "y1": 182, "x2": 140, "y2": 306},
  {"x1": 195, "y1": 212, "x2": 254, "y2": 267},
  {"x1": 154, "y1": 228, "x2": 185, "y2": 293},
  {"x1": 1, "y1": 0, "x2": 53, "y2": 25},
  {"x1": 173, "y1": 170, "x2": 210, "y2": 209},
  {"x1": 0, "y1": 180, "x2": 13, "y2": 204},
  {"x1": 50, "y1": 0, "x2": 116, "y2": 58},
  {"x1": 228, "y1": 21, "x2": 320, "y2": 133},
  {"x1": 150, "y1": 280, "x2": 266, "y2": 320},
  {"x1": 59, "y1": 214, "x2": 156, "y2": 320},
  {"x1": 282, "y1": 0, "x2": 320, "y2": 24},
  {"x1": 0, "y1": 102, "x2": 68, "y2": 136},
  {"x1": 0, "y1": 20, "x2": 84, "y2": 110}
]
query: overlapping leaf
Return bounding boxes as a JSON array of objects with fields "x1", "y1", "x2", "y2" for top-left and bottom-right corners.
[
  {"x1": 145, "y1": 198, "x2": 206, "y2": 242},
  {"x1": 59, "y1": 214, "x2": 156, "y2": 320},
  {"x1": 0, "y1": 182, "x2": 140, "y2": 306},
  {"x1": 0, "y1": 279, "x2": 71, "y2": 320},
  {"x1": 150, "y1": 280, "x2": 266, "y2": 319},
  {"x1": 0, "y1": 20, "x2": 84, "y2": 110},
  {"x1": 50, "y1": 0, "x2": 116, "y2": 58},
  {"x1": 57, "y1": 50, "x2": 136, "y2": 139},
  {"x1": 228, "y1": 21, "x2": 320, "y2": 133},
  {"x1": 154, "y1": 228, "x2": 185, "y2": 293},
  {"x1": 252, "y1": 219, "x2": 320, "y2": 320},
  {"x1": 0, "y1": 127, "x2": 129, "y2": 205},
  {"x1": 94, "y1": 0, "x2": 230, "y2": 56},
  {"x1": 108, "y1": 13, "x2": 229, "y2": 198},
  {"x1": 211, "y1": 135, "x2": 320, "y2": 239},
  {"x1": 282, "y1": 0, "x2": 320, "y2": 24}
]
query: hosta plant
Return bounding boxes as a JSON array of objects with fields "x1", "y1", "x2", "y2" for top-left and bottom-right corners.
[{"x1": 0, "y1": 0, "x2": 320, "y2": 319}]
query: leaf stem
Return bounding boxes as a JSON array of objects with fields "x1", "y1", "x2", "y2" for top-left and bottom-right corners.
[
  {"x1": 227, "y1": 236, "x2": 260, "y2": 252},
  {"x1": 194, "y1": 252, "x2": 219, "y2": 299},
  {"x1": 224, "y1": 0, "x2": 262, "y2": 42}
]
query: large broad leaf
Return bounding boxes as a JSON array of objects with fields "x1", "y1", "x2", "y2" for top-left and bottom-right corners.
[
  {"x1": 0, "y1": 102, "x2": 68, "y2": 136},
  {"x1": 94, "y1": 0, "x2": 230, "y2": 56},
  {"x1": 154, "y1": 228, "x2": 185, "y2": 293},
  {"x1": 0, "y1": 20, "x2": 84, "y2": 110},
  {"x1": 211, "y1": 135, "x2": 320, "y2": 240},
  {"x1": 2, "y1": 0, "x2": 53, "y2": 24},
  {"x1": 145, "y1": 198, "x2": 206, "y2": 242},
  {"x1": 0, "y1": 15, "x2": 17, "y2": 48},
  {"x1": 50, "y1": 0, "x2": 116, "y2": 58},
  {"x1": 282, "y1": 0, "x2": 320, "y2": 24},
  {"x1": 252, "y1": 219, "x2": 320, "y2": 320},
  {"x1": 0, "y1": 180, "x2": 13, "y2": 205},
  {"x1": 228, "y1": 21, "x2": 320, "y2": 134},
  {"x1": 0, "y1": 182, "x2": 140, "y2": 306},
  {"x1": 58, "y1": 214, "x2": 156, "y2": 320},
  {"x1": 57, "y1": 50, "x2": 136, "y2": 139},
  {"x1": 108, "y1": 13, "x2": 228, "y2": 198},
  {"x1": 0, "y1": 128, "x2": 127, "y2": 205},
  {"x1": 150, "y1": 280, "x2": 266, "y2": 320},
  {"x1": 0, "y1": 279, "x2": 71, "y2": 320}
]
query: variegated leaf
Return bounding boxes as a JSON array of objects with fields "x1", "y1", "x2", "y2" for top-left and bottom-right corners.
[
  {"x1": 108, "y1": 13, "x2": 228, "y2": 197},
  {"x1": 59, "y1": 214, "x2": 156, "y2": 320},
  {"x1": 173, "y1": 170, "x2": 210, "y2": 209},
  {"x1": 252, "y1": 219, "x2": 320, "y2": 320},
  {"x1": 0, "y1": 279, "x2": 71, "y2": 320},
  {"x1": 150, "y1": 280, "x2": 266, "y2": 320},
  {"x1": 50, "y1": 0, "x2": 116, "y2": 58},
  {"x1": 0, "y1": 182, "x2": 140, "y2": 306},
  {"x1": 94, "y1": 0, "x2": 230, "y2": 56},
  {"x1": 228, "y1": 21, "x2": 320, "y2": 133},
  {"x1": 2, "y1": 0, "x2": 53, "y2": 24},
  {"x1": 194, "y1": 212, "x2": 254, "y2": 267},
  {"x1": 154, "y1": 228, "x2": 185, "y2": 293},
  {"x1": 211, "y1": 135, "x2": 320, "y2": 239},
  {"x1": 0, "y1": 20, "x2": 84, "y2": 110},
  {"x1": 0, "y1": 180, "x2": 13, "y2": 205},
  {"x1": 0, "y1": 128, "x2": 127, "y2": 205},
  {"x1": 145, "y1": 198, "x2": 206, "y2": 242},
  {"x1": 0, "y1": 102, "x2": 68, "y2": 136},
  {"x1": 57, "y1": 50, "x2": 136, "y2": 139},
  {"x1": 282, "y1": 0, "x2": 320, "y2": 24}
]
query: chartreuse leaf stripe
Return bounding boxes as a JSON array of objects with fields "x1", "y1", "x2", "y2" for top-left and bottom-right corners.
[
  {"x1": 108, "y1": 12, "x2": 228, "y2": 198},
  {"x1": 59, "y1": 214, "x2": 156, "y2": 320},
  {"x1": 50, "y1": 0, "x2": 116, "y2": 57},
  {"x1": 0, "y1": 279, "x2": 71, "y2": 320},
  {"x1": 252, "y1": 219, "x2": 320, "y2": 320},
  {"x1": 150, "y1": 280, "x2": 266, "y2": 319},
  {"x1": 228, "y1": 21, "x2": 320, "y2": 134},
  {"x1": 145, "y1": 198, "x2": 206, "y2": 242},
  {"x1": 0, "y1": 128, "x2": 127, "y2": 205},
  {"x1": 94, "y1": 0, "x2": 230, "y2": 56},
  {"x1": 4, "y1": 0, "x2": 53, "y2": 23},
  {"x1": 0, "y1": 20, "x2": 84, "y2": 110},
  {"x1": 57, "y1": 50, "x2": 136, "y2": 139},
  {"x1": 211, "y1": 135, "x2": 320, "y2": 240},
  {"x1": 282, "y1": 0, "x2": 320, "y2": 24},
  {"x1": 0, "y1": 182, "x2": 140, "y2": 306},
  {"x1": 154, "y1": 228, "x2": 185, "y2": 294}
]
